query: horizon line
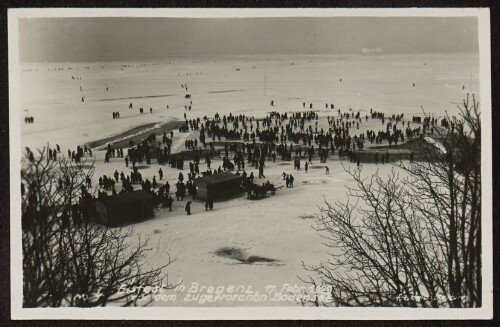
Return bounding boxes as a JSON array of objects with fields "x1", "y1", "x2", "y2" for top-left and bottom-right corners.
[{"x1": 19, "y1": 50, "x2": 479, "y2": 65}]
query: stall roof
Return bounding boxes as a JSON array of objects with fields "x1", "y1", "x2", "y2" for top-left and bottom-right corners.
[
  {"x1": 97, "y1": 190, "x2": 153, "y2": 206},
  {"x1": 196, "y1": 172, "x2": 240, "y2": 184}
]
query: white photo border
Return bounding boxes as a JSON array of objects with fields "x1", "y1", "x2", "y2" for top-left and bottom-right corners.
[{"x1": 8, "y1": 7, "x2": 492, "y2": 320}]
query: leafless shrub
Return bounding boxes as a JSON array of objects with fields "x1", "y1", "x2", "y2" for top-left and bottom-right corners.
[
  {"x1": 21, "y1": 149, "x2": 174, "y2": 307},
  {"x1": 303, "y1": 94, "x2": 481, "y2": 308}
]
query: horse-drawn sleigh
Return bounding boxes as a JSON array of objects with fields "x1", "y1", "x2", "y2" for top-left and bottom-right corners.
[{"x1": 246, "y1": 182, "x2": 283, "y2": 199}]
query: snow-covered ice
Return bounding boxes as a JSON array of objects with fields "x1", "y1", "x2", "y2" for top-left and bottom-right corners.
[{"x1": 17, "y1": 53, "x2": 479, "y2": 306}]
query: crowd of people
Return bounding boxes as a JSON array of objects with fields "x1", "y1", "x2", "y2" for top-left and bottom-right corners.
[
  {"x1": 94, "y1": 101, "x2": 432, "y2": 215},
  {"x1": 32, "y1": 90, "x2": 433, "y2": 221},
  {"x1": 24, "y1": 116, "x2": 35, "y2": 124}
]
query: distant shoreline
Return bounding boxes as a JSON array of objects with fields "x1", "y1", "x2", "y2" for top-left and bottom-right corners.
[{"x1": 19, "y1": 51, "x2": 479, "y2": 66}]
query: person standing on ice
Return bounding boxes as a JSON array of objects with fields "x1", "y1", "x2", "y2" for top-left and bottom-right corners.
[
  {"x1": 325, "y1": 166, "x2": 330, "y2": 174},
  {"x1": 185, "y1": 201, "x2": 192, "y2": 215},
  {"x1": 205, "y1": 198, "x2": 214, "y2": 211},
  {"x1": 158, "y1": 168, "x2": 163, "y2": 180},
  {"x1": 166, "y1": 195, "x2": 173, "y2": 211}
]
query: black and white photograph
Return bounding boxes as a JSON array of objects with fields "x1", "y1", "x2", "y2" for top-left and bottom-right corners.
[{"x1": 8, "y1": 8, "x2": 492, "y2": 320}]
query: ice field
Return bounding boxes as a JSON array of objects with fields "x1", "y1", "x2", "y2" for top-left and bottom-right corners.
[
  {"x1": 19, "y1": 53, "x2": 479, "y2": 150},
  {"x1": 17, "y1": 53, "x2": 480, "y2": 306}
]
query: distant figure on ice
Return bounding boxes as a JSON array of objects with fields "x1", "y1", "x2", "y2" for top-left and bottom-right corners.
[
  {"x1": 205, "y1": 198, "x2": 213, "y2": 211},
  {"x1": 166, "y1": 195, "x2": 173, "y2": 211},
  {"x1": 185, "y1": 201, "x2": 192, "y2": 215},
  {"x1": 129, "y1": 103, "x2": 133, "y2": 109},
  {"x1": 258, "y1": 165, "x2": 265, "y2": 179},
  {"x1": 325, "y1": 166, "x2": 330, "y2": 174},
  {"x1": 81, "y1": 97, "x2": 85, "y2": 102}
]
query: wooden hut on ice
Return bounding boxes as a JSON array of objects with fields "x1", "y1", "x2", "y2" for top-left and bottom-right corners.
[
  {"x1": 95, "y1": 190, "x2": 154, "y2": 226},
  {"x1": 194, "y1": 172, "x2": 242, "y2": 201}
]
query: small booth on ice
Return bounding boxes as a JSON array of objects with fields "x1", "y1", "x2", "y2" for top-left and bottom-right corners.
[
  {"x1": 194, "y1": 172, "x2": 242, "y2": 201},
  {"x1": 95, "y1": 190, "x2": 154, "y2": 226}
]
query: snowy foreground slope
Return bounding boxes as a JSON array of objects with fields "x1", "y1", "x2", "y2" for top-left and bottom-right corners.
[{"x1": 18, "y1": 53, "x2": 479, "y2": 306}]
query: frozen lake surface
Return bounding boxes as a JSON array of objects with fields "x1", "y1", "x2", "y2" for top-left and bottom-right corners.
[
  {"x1": 17, "y1": 53, "x2": 480, "y2": 306},
  {"x1": 19, "y1": 53, "x2": 479, "y2": 150}
]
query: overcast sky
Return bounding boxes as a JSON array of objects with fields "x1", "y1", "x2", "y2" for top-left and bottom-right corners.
[{"x1": 18, "y1": 17, "x2": 478, "y2": 62}]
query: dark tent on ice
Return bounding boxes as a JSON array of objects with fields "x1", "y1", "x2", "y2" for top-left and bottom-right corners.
[
  {"x1": 95, "y1": 190, "x2": 154, "y2": 226},
  {"x1": 194, "y1": 172, "x2": 242, "y2": 201}
]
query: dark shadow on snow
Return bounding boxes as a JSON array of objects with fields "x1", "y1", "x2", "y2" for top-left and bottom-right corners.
[{"x1": 214, "y1": 247, "x2": 278, "y2": 264}]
